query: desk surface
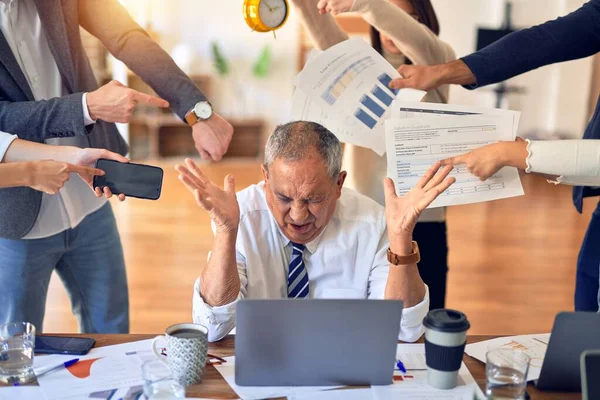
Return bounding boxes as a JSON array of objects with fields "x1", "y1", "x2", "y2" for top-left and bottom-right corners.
[{"x1": 45, "y1": 334, "x2": 582, "y2": 400}]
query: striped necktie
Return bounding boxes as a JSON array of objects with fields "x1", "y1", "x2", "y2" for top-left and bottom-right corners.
[{"x1": 287, "y1": 242, "x2": 309, "y2": 298}]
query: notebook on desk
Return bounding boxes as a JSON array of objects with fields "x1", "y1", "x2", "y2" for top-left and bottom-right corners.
[{"x1": 234, "y1": 299, "x2": 404, "y2": 386}]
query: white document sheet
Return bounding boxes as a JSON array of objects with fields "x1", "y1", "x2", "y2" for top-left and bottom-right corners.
[
  {"x1": 213, "y1": 356, "x2": 341, "y2": 400},
  {"x1": 35, "y1": 340, "x2": 155, "y2": 400},
  {"x1": 372, "y1": 344, "x2": 483, "y2": 400},
  {"x1": 293, "y1": 37, "x2": 425, "y2": 155},
  {"x1": 0, "y1": 387, "x2": 47, "y2": 400},
  {"x1": 287, "y1": 388, "x2": 375, "y2": 400},
  {"x1": 465, "y1": 334, "x2": 550, "y2": 381},
  {"x1": 385, "y1": 115, "x2": 525, "y2": 207},
  {"x1": 391, "y1": 101, "x2": 521, "y2": 138}
]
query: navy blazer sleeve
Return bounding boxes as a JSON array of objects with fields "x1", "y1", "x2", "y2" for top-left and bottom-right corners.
[
  {"x1": 78, "y1": 0, "x2": 207, "y2": 120},
  {"x1": 462, "y1": 0, "x2": 600, "y2": 88}
]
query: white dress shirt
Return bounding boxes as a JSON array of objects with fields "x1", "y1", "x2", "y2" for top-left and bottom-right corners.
[
  {"x1": 193, "y1": 181, "x2": 429, "y2": 343},
  {"x1": 0, "y1": 0, "x2": 105, "y2": 239}
]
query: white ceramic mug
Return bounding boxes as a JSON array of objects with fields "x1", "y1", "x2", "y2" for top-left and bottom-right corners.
[{"x1": 152, "y1": 323, "x2": 209, "y2": 387}]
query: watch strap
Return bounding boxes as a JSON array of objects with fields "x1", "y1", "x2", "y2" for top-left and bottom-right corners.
[
  {"x1": 184, "y1": 109, "x2": 199, "y2": 126},
  {"x1": 387, "y1": 241, "x2": 420, "y2": 265}
]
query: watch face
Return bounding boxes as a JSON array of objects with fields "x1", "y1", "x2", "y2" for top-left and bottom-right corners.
[
  {"x1": 194, "y1": 102, "x2": 212, "y2": 120},
  {"x1": 258, "y1": 0, "x2": 287, "y2": 29}
]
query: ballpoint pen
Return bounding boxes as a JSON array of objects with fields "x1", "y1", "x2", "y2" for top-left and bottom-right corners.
[
  {"x1": 396, "y1": 359, "x2": 407, "y2": 373},
  {"x1": 34, "y1": 358, "x2": 79, "y2": 378}
]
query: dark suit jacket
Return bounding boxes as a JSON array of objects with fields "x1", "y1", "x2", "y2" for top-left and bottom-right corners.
[
  {"x1": 0, "y1": 0, "x2": 206, "y2": 239},
  {"x1": 459, "y1": 0, "x2": 600, "y2": 212}
]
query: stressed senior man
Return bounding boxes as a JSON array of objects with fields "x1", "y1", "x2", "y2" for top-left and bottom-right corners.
[{"x1": 176, "y1": 121, "x2": 455, "y2": 342}]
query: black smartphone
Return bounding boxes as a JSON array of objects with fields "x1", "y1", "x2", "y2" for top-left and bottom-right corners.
[
  {"x1": 93, "y1": 159, "x2": 164, "y2": 200},
  {"x1": 35, "y1": 336, "x2": 96, "y2": 355}
]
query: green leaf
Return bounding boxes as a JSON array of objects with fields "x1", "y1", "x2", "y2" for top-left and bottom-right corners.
[
  {"x1": 252, "y1": 45, "x2": 272, "y2": 79},
  {"x1": 211, "y1": 42, "x2": 229, "y2": 77}
]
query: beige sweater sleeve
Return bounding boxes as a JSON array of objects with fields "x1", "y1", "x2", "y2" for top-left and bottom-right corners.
[
  {"x1": 350, "y1": 0, "x2": 455, "y2": 65},
  {"x1": 291, "y1": 0, "x2": 349, "y2": 50}
]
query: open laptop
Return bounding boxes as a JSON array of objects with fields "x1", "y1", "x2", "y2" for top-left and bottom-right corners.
[
  {"x1": 536, "y1": 312, "x2": 600, "y2": 392},
  {"x1": 234, "y1": 299, "x2": 404, "y2": 386}
]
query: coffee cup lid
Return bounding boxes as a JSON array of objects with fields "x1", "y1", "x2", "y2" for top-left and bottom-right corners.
[{"x1": 423, "y1": 309, "x2": 470, "y2": 333}]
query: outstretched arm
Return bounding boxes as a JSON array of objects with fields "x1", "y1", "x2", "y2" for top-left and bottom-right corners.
[{"x1": 176, "y1": 159, "x2": 241, "y2": 306}]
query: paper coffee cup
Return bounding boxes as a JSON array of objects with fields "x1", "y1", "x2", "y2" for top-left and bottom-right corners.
[{"x1": 423, "y1": 309, "x2": 470, "y2": 389}]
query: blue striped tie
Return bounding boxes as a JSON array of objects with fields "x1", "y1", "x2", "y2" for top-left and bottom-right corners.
[{"x1": 287, "y1": 243, "x2": 309, "y2": 298}]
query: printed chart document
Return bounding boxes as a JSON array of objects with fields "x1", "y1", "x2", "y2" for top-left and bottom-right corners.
[
  {"x1": 213, "y1": 356, "x2": 341, "y2": 400},
  {"x1": 465, "y1": 334, "x2": 550, "y2": 381},
  {"x1": 391, "y1": 101, "x2": 521, "y2": 136},
  {"x1": 386, "y1": 115, "x2": 524, "y2": 207},
  {"x1": 372, "y1": 344, "x2": 483, "y2": 400},
  {"x1": 293, "y1": 37, "x2": 425, "y2": 155},
  {"x1": 35, "y1": 339, "x2": 155, "y2": 400}
]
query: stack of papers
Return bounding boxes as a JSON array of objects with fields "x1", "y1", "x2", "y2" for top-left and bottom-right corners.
[
  {"x1": 465, "y1": 334, "x2": 550, "y2": 381},
  {"x1": 214, "y1": 344, "x2": 484, "y2": 400},
  {"x1": 213, "y1": 356, "x2": 341, "y2": 400},
  {"x1": 292, "y1": 37, "x2": 426, "y2": 156},
  {"x1": 386, "y1": 101, "x2": 524, "y2": 207}
]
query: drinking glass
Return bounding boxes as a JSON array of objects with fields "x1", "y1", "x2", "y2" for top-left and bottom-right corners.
[
  {"x1": 485, "y1": 348, "x2": 530, "y2": 400},
  {"x1": 142, "y1": 359, "x2": 185, "y2": 399},
  {"x1": 0, "y1": 322, "x2": 36, "y2": 384}
]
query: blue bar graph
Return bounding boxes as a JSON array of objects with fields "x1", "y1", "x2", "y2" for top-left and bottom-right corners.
[
  {"x1": 354, "y1": 108, "x2": 377, "y2": 129},
  {"x1": 371, "y1": 86, "x2": 393, "y2": 106},
  {"x1": 360, "y1": 95, "x2": 385, "y2": 117},
  {"x1": 378, "y1": 73, "x2": 399, "y2": 95}
]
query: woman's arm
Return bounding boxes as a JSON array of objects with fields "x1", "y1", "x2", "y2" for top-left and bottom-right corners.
[
  {"x1": 290, "y1": 0, "x2": 348, "y2": 51},
  {"x1": 441, "y1": 138, "x2": 600, "y2": 186},
  {"x1": 350, "y1": 0, "x2": 455, "y2": 65}
]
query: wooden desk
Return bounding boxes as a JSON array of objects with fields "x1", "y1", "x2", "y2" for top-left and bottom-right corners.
[{"x1": 38, "y1": 334, "x2": 575, "y2": 400}]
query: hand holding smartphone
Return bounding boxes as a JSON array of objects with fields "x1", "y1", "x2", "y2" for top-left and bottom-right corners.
[{"x1": 93, "y1": 159, "x2": 164, "y2": 200}]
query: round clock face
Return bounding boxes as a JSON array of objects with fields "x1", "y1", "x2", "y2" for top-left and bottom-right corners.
[{"x1": 258, "y1": 0, "x2": 287, "y2": 29}]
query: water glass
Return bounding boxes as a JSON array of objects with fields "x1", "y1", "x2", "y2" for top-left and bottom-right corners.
[
  {"x1": 485, "y1": 348, "x2": 530, "y2": 400},
  {"x1": 0, "y1": 322, "x2": 36, "y2": 384},
  {"x1": 142, "y1": 359, "x2": 185, "y2": 399}
]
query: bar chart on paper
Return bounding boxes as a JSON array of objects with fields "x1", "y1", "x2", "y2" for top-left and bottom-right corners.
[
  {"x1": 352, "y1": 73, "x2": 399, "y2": 130},
  {"x1": 321, "y1": 56, "x2": 376, "y2": 105}
]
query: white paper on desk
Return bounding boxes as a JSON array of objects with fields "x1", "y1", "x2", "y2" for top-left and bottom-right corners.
[
  {"x1": 385, "y1": 115, "x2": 524, "y2": 207},
  {"x1": 465, "y1": 334, "x2": 550, "y2": 381},
  {"x1": 36, "y1": 340, "x2": 155, "y2": 400},
  {"x1": 293, "y1": 37, "x2": 424, "y2": 155},
  {"x1": 0, "y1": 386, "x2": 47, "y2": 400},
  {"x1": 391, "y1": 101, "x2": 521, "y2": 138},
  {"x1": 213, "y1": 356, "x2": 341, "y2": 400},
  {"x1": 288, "y1": 388, "x2": 375, "y2": 400},
  {"x1": 373, "y1": 344, "x2": 483, "y2": 400}
]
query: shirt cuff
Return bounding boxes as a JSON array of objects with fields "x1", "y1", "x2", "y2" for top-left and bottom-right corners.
[
  {"x1": 192, "y1": 277, "x2": 239, "y2": 342},
  {"x1": 398, "y1": 284, "x2": 429, "y2": 342},
  {"x1": 82, "y1": 93, "x2": 96, "y2": 126},
  {"x1": 0, "y1": 131, "x2": 18, "y2": 162}
]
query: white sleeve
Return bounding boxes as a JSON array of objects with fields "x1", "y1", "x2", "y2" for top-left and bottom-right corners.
[
  {"x1": 526, "y1": 139, "x2": 600, "y2": 186},
  {"x1": 82, "y1": 93, "x2": 96, "y2": 126},
  {"x1": 368, "y1": 221, "x2": 427, "y2": 342},
  {"x1": 0, "y1": 131, "x2": 17, "y2": 163}
]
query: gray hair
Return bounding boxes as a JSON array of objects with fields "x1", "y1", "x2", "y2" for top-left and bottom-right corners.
[{"x1": 263, "y1": 121, "x2": 342, "y2": 180}]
